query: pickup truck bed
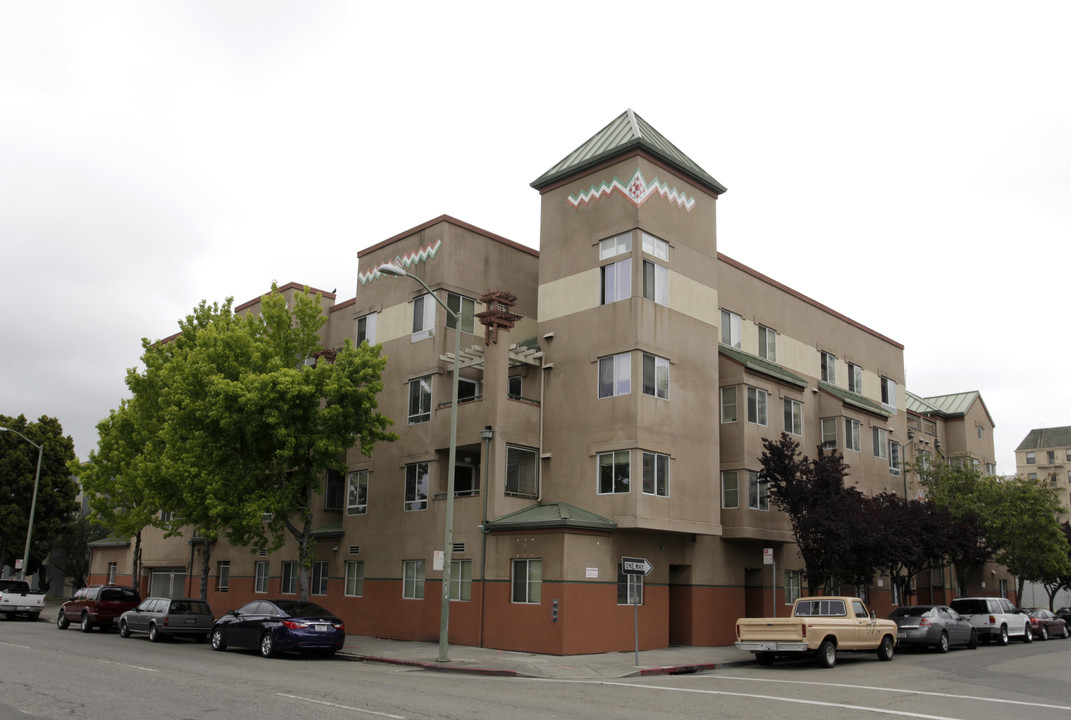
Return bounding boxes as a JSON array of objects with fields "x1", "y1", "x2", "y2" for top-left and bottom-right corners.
[{"x1": 0, "y1": 580, "x2": 46, "y2": 620}]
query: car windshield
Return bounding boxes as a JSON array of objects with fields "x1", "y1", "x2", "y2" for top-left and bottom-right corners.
[
  {"x1": 273, "y1": 601, "x2": 332, "y2": 618},
  {"x1": 889, "y1": 606, "x2": 933, "y2": 618},
  {"x1": 950, "y1": 599, "x2": 987, "y2": 615}
]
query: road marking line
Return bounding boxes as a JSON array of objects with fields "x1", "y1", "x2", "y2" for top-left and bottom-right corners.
[
  {"x1": 696, "y1": 675, "x2": 1071, "y2": 712},
  {"x1": 276, "y1": 693, "x2": 405, "y2": 719},
  {"x1": 95, "y1": 659, "x2": 157, "y2": 672},
  {"x1": 586, "y1": 682, "x2": 966, "y2": 720}
]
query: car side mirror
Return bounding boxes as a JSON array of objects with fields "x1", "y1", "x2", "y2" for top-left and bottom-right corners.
[
  {"x1": 228, "y1": 609, "x2": 238, "y2": 617},
  {"x1": 870, "y1": 610, "x2": 876, "y2": 619}
]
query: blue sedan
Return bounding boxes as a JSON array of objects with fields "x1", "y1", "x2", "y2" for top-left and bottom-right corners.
[{"x1": 210, "y1": 600, "x2": 345, "y2": 658}]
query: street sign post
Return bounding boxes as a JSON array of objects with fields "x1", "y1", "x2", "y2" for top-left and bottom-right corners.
[{"x1": 622, "y1": 556, "x2": 654, "y2": 664}]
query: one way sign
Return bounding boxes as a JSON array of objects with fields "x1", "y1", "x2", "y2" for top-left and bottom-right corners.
[{"x1": 621, "y1": 556, "x2": 653, "y2": 576}]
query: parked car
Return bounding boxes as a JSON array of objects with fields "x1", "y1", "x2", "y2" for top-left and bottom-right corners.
[
  {"x1": 1054, "y1": 606, "x2": 1071, "y2": 624},
  {"x1": 57, "y1": 585, "x2": 141, "y2": 632},
  {"x1": 210, "y1": 599, "x2": 345, "y2": 658},
  {"x1": 948, "y1": 596, "x2": 1032, "y2": 645},
  {"x1": 887, "y1": 605, "x2": 978, "y2": 652},
  {"x1": 119, "y1": 597, "x2": 215, "y2": 642},
  {"x1": 1024, "y1": 608, "x2": 1070, "y2": 640}
]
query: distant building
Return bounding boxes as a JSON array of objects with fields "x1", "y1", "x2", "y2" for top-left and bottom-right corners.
[
  {"x1": 1016, "y1": 426, "x2": 1071, "y2": 517},
  {"x1": 88, "y1": 110, "x2": 1013, "y2": 652}
]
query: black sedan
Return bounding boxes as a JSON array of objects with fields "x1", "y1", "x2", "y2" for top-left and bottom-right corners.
[
  {"x1": 888, "y1": 605, "x2": 977, "y2": 652},
  {"x1": 210, "y1": 600, "x2": 345, "y2": 658},
  {"x1": 1025, "y1": 608, "x2": 1070, "y2": 640}
]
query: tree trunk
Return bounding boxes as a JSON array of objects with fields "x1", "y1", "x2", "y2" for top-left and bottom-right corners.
[
  {"x1": 132, "y1": 532, "x2": 143, "y2": 592},
  {"x1": 199, "y1": 539, "x2": 212, "y2": 601}
]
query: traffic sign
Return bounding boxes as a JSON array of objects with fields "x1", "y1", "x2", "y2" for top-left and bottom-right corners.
[{"x1": 621, "y1": 556, "x2": 653, "y2": 576}]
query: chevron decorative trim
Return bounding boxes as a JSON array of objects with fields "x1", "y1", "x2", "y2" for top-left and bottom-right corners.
[
  {"x1": 358, "y1": 239, "x2": 443, "y2": 285},
  {"x1": 568, "y1": 169, "x2": 695, "y2": 212}
]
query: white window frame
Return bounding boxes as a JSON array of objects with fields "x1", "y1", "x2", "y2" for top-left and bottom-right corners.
[
  {"x1": 356, "y1": 312, "x2": 378, "y2": 345},
  {"x1": 720, "y1": 386, "x2": 738, "y2": 423},
  {"x1": 889, "y1": 441, "x2": 902, "y2": 476},
  {"x1": 845, "y1": 418, "x2": 861, "y2": 452},
  {"x1": 107, "y1": 562, "x2": 117, "y2": 585},
  {"x1": 618, "y1": 564, "x2": 644, "y2": 605},
  {"x1": 598, "y1": 352, "x2": 631, "y2": 398},
  {"x1": 505, "y1": 445, "x2": 539, "y2": 498},
  {"x1": 449, "y1": 559, "x2": 472, "y2": 602},
  {"x1": 1026, "y1": 451, "x2": 1036, "y2": 464},
  {"x1": 721, "y1": 310, "x2": 742, "y2": 348},
  {"x1": 848, "y1": 363, "x2": 862, "y2": 394},
  {"x1": 511, "y1": 558, "x2": 541, "y2": 604},
  {"x1": 785, "y1": 570, "x2": 801, "y2": 604},
  {"x1": 411, "y1": 294, "x2": 436, "y2": 341},
  {"x1": 641, "y1": 231, "x2": 669, "y2": 261},
  {"x1": 748, "y1": 470, "x2": 769, "y2": 511},
  {"x1": 821, "y1": 351, "x2": 837, "y2": 384},
  {"x1": 404, "y1": 462, "x2": 429, "y2": 512},
  {"x1": 642, "y1": 353, "x2": 669, "y2": 399},
  {"x1": 508, "y1": 375, "x2": 523, "y2": 398},
  {"x1": 600, "y1": 258, "x2": 632, "y2": 304},
  {"x1": 747, "y1": 386, "x2": 768, "y2": 426},
  {"x1": 758, "y1": 325, "x2": 776, "y2": 362},
  {"x1": 881, "y1": 376, "x2": 897, "y2": 409},
  {"x1": 821, "y1": 417, "x2": 838, "y2": 449},
  {"x1": 344, "y1": 560, "x2": 364, "y2": 597},
  {"x1": 642, "y1": 259, "x2": 668, "y2": 306},
  {"x1": 347, "y1": 470, "x2": 368, "y2": 516},
  {"x1": 642, "y1": 451, "x2": 669, "y2": 497},
  {"x1": 408, "y1": 375, "x2": 432, "y2": 424},
  {"x1": 599, "y1": 232, "x2": 631, "y2": 260},
  {"x1": 784, "y1": 398, "x2": 802, "y2": 436},
  {"x1": 403, "y1": 559, "x2": 425, "y2": 599},
  {"x1": 721, "y1": 470, "x2": 739, "y2": 509},
  {"x1": 598, "y1": 450, "x2": 631, "y2": 495},
  {"x1": 217, "y1": 561, "x2": 230, "y2": 592},
  {"x1": 254, "y1": 561, "x2": 269, "y2": 594},
  {"x1": 311, "y1": 561, "x2": 329, "y2": 596},
  {"x1": 873, "y1": 427, "x2": 888, "y2": 459},
  {"x1": 446, "y1": 292, "x2": 476, "y2": 334},
  {"x1": 281, "y1": 561, "x2": 297, "y2": 595}
]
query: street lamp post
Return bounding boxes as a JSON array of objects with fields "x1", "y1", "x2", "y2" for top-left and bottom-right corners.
[
  {"x1": 1, "y1": 426, "x2": 44, "y2": 583},
  {"x1": 378, "y1": 263, "x2": 461, "y2": 663}
]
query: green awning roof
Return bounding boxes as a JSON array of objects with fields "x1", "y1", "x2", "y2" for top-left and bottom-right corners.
[
  {"x1": 311, "y1": 522, "x2": 344, "y2": 539},
  {"x1": 719, "y1": 345, "x2": 809, "y2": 389},
  {"x1": 819, "y1": 381, "x2": 890, "y2": 418},
  {"x1": 88, "y1": 536, "x2": 131, "y2": 548},
  {"x1": 484, "y1": 502, "x2": 616, "y2": 532}
]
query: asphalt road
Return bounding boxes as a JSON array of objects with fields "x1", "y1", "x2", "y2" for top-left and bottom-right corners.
[{"x1": 3, "y1": 617, "x2": 1071, "y2": 720}]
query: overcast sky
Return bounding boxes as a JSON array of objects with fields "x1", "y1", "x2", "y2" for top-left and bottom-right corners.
[{"x1": 2, "y1": 1, "x2": 1068, "y2": 477}]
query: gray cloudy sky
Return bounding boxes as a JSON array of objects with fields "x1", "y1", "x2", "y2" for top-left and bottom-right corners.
[{"x1": 2, "y1": 1, "x2": 1068, "y2": 476}]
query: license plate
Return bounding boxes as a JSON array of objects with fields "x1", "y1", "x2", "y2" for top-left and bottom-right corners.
[
  {"x1": 314, "y1": 624, "x2": 329, "y2": 632},
  {"x1": 897, "y1": 632, "x2": 906, "y2": 639},
  {"x1": 185, "y1": 617, "x2": 197, "y2": 624}
]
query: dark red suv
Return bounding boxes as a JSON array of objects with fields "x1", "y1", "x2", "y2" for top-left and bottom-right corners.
[{"x1": 57, "y1": 585, "x2": 141, "y2": 632}]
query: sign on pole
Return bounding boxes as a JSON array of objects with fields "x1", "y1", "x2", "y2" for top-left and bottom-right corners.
[
  {"x1": 621, "y1": 556, "x2": 653, "y2": 576},
  {"x1": 763, "y1": 548, "x2": 774, "y2": 565}
]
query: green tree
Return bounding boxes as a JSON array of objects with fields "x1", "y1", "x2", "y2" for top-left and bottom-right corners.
[
  {"x1": 0, "y1": 415, "x2": 79, "y2": 581},
  {"x1": 869, "y1": 493, "x2": 951, "y2": 604},
  {"x1": 49, "y1": 514, "x2": 108, "y2": 590},
  {"x1": 986, "y1": 475, "x2": 1069, "y2": 602}
]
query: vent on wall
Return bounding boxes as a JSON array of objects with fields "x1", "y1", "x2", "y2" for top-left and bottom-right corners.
[
  {"x1": 348, "y1": 545, "x2": 360, "y2": 555},
  {"x1": 258, "y1": 549, "x2": 267, "y2": 557},
  {"x1": 452, "y1": 542, "x2": 465, "y2": 553}
]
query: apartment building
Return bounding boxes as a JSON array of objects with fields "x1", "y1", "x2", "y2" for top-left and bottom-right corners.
[
  {"x1": 1017, "y1": 426, "x2": 1071, "y2": 517},
  {"x1": 88, "y1": 110, "x2": 1010, "y2": 653}
]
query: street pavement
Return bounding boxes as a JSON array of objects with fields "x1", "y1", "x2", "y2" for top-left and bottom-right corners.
[{"x1": 39, "y1": 597, "x2": 754, "y2": 678}]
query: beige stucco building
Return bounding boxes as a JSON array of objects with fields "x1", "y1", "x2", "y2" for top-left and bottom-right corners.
[
  {"x1": 1016, "y1": 426, "x2": 1071, "y2": 521},
  {"x1": 88, "y1": 110, "x2": 1010, "y2": 653}
]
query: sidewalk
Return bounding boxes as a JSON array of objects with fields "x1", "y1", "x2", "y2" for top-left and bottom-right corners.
[{"x1": 39, "y1": 598, "x2": 754, "y2": 678}]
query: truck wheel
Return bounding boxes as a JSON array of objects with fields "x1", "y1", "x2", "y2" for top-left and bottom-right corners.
[
  {"x1": 936, "y1": 632, "x2": 950, "y2": 654},
  {"x1": 816, "y1": 639, "x2": 837, "y2": 668},
  {"x1": 967, "y1": 630, "x2": 978, "y2": 649},
  {"x1": 997, "y1": 625, "x2": 1009, "y2": 646},
  {"x1": 29, "y1": 613, "x2": 39, "y2": 622},
  {"x1": 877, "y1": 635, "x2": 895, "y2": 661},
  {"x1": 57, "y1": 611, "x2": 69, "y2": 630},
  {"x1": 4, "y1": 612, "x2": 14, "y2": 621},
  {"x1": 80, "y1": 613, "x2": 94, "y2": 633},
  {"x1": 755, "y1": 652, "x2": 775, "y2": 666}
]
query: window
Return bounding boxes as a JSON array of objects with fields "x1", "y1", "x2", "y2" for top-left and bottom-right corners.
[
  {"x1": 999, "y1": 578, "x2": 1008, "y2": 599},
  {"x1": 408, "y1": 375, "x2": 432, "y2": 424},
  {"x1": 511, "y1": 558, "x2": 541, "y2": 604},
  {"x1": 453, "y1": 461, "x2": 479, "y2": 497},
  {"x1": 642, "y1": 260, "x2": 668, "y2": 306},
  {"x1": 881, "y1": 377, "x2": 897, "y2": 409},
  {"x1": 785, "y1": 570, "x2": 801, "y2": 604},
  {"x1": 918, "y1": 450, "x2": 932, "y2": 470},
  {"x1": 617, "y1": 563, "x2": 643, "y2": 605},
  {"x1": 446, "y1": 292, "x2": 476, "y2": 334},
  {"x1": 821, "y1": 351, "x2": 836, "y2": 384},
  {"x1": 758, "y1": 325, "x2": 776, "y2": 362},
  {"x1": 977, "y1": 425, "x2": 984, "y2": 440},
  {"x1": 642, "y1": 452, "x2": 669, "y2": 497},
  {"x1": 784, "y1": 398, "x2": 802, "y2": 436},
  {"x1": 642, "y1": 353, "x2": 669, "y2": 399},
  {"x1": 311, "y1": 561, "x2": 328, "y2": 596},
  {"x1": 747, "y1": 386, "x2": 768, "y2": 426},
  {"x1": 1027, "y1": 452, "x2": 1036, "y2": 465},
  {"x1": 599, "y1": 232, "x2": 631, "y2": 259},
  {"x1": 324, "y1": 470, "x2": 344, "y2": 511},
  {"x1": 449, "y1": 559, "x2": 472, "y2": 601},
  {"x1": 508, "y1": 375, "x2": 523, "y2": 398},
  {"x1": 1049, "y1": 451, "x2": 1057, "y2": 464},
  {"x1": 404, "y1": 462, "x2": 429, "y2": 511},
  {"x1": 356, "y1": 312, "x2": 377, "y2": 345},
  {"x1": 598, "y1": 353, "x2": 631, "y2": 398},
  {"x1": 601, "y1": 258, "x2": 631, "y2": 304},
  {"x1": 748, "y1": 470, "x2": 768, "y2": 510},
  {"x1": 721, "y1": 470, "x2": 739, "y2": 509},
  {"x1": 217, "y1": 562, "x2": 230, "y2": 592},
  {"x1": 403, "y1": 560, "x2": 425, "y2": 599},
  {"x1": 1067, "y1": 449, "x2": 1071, "y2": 462},
  {"x1": 505, "y1": 445, "x2": 538, "y2": 497},
  {"x1": 107, "y1": 562, "x2": 117, "y2": 584},
  {"x1": 891, "y1": 582, "x2": 900, "y2": 606},
  {"x1": 281, "y1": 561, "x2": 297, "y2": 595},
  {"x1": 347, "y1": 470, "x2": 368, "y2": 515},
  {"x1": 821, "y1": 418, "x2": 838, "y2": 449},
  {"x1": 845, "y1": 418, "x2": 861, "y2": 452},
  {"x1": 721, "y1": 386, "x2": 738, "y2": 423},
  {"x1": 889, "y1": 441, "x2": 901, "y2": 476},
  {"x1": 873, "y1": 427, "x2": 888, "y2": 459},
  {"x1": 848, "y1": 363, "x2": 862, "y2": 394},
  {"x1": 344, "y1": 561, "x2": 364, "y2": 597},
  {"x1": 922, "y1": 418, "x2": 937, "y2": 435},
  {"x1": 411, "y1": 294, "x2": 436, "y2": 340},
  {"x1": 598, "y1": 450, "x2": 630, "y2": 494},
  {"x1": 1028, "y1": 472, "x2": 1038, "y2": 480},
  {"x1": 254, "y1": 561, "x2": 269, "y2": 593},
  {"x1": 721, "y1": 310, "x2": 741, "y2": 348},
  {"x1": 457, "y1": 377, "x2": 479, "y2": 402},
  {"x1": 986, "y1": 463, "x2": 997, "y2": 476},
  {"x1": 641, "y1": 231, "x2": 669, "y2": 261}
]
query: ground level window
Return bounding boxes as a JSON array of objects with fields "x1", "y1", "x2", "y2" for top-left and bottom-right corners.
[
  {"x1": 511, "y1": 558, "x2": 542, "y2": 604},
  {"x1": 403, "y1": 560, "x2": 425, "y2": 599},
  {"x1": 281, "y1": 561, "x2": 297, "y2": 595},
  {"x1": 254, "y1": 561, "x2": 269, "y2": 593},
  {"x1": 784, "y1": 570, "x2": 801, "y2": 604},
  {"x1": 344, "y1": 561, "x2": 364, "y2": 597},
  {"x1": 449, "y1": 559, "x2": 472, "y2": 601},
  {"x1": 311, "y1": 561, "x2": 329, "y2": 596},
  {"x1": 617, "y1": 564, "x2": 644, "y2": 605},
  {"x1": 217, "y1": 562, "x2": 230, "y2": 592}
]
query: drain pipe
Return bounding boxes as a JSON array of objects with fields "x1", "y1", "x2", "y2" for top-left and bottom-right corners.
[{"x1": 478, "y1": 426, "x2": 494, "y2": 647}]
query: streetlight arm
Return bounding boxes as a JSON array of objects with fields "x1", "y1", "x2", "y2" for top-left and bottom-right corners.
[{"x1": 378, "y1": 264, "x2": 459, "y2": 321}]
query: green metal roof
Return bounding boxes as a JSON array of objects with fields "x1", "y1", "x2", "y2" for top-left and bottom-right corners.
[
  {"x1": 531, "y1": 109, "x2": 727, "y2": 195},
  {"x1": 1016, "y1": 426, "x2": 1071, "y2": 452},
  {"x1": 819, "y1": 381, "x2": 890, "y2": 418},
  {"x1": 483, "y1": 502, "x2": 616, "y2": 532},
  {"x1": 907, "y1": 390, "x2": 992, "y2": 426},
  {"x1": 719, "y1": 345, "x2": 809, "y2": 389},
  {"x1": 311, "y1": 522, "x2": 344, "y2": 539},
  {"x1": 88, "y1": 536, "x2": 131, "y2": 548},
  {"x1": 905, "y1": 391, "x2": 940, "y2": 414}
]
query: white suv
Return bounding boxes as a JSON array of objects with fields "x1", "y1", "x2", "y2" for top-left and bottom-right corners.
[{"x1": 949, "y1": 597, "x2": 1033, "y2": 645}]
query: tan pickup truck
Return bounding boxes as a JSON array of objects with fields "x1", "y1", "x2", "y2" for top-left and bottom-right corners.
[{"x1": 735, "y1": 596, "x2": 897, "y2": 667}]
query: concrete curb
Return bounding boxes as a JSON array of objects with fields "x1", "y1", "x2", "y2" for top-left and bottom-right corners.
[{"x1": 344, "y1": 654, "x2": 519, "y2": 676}]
